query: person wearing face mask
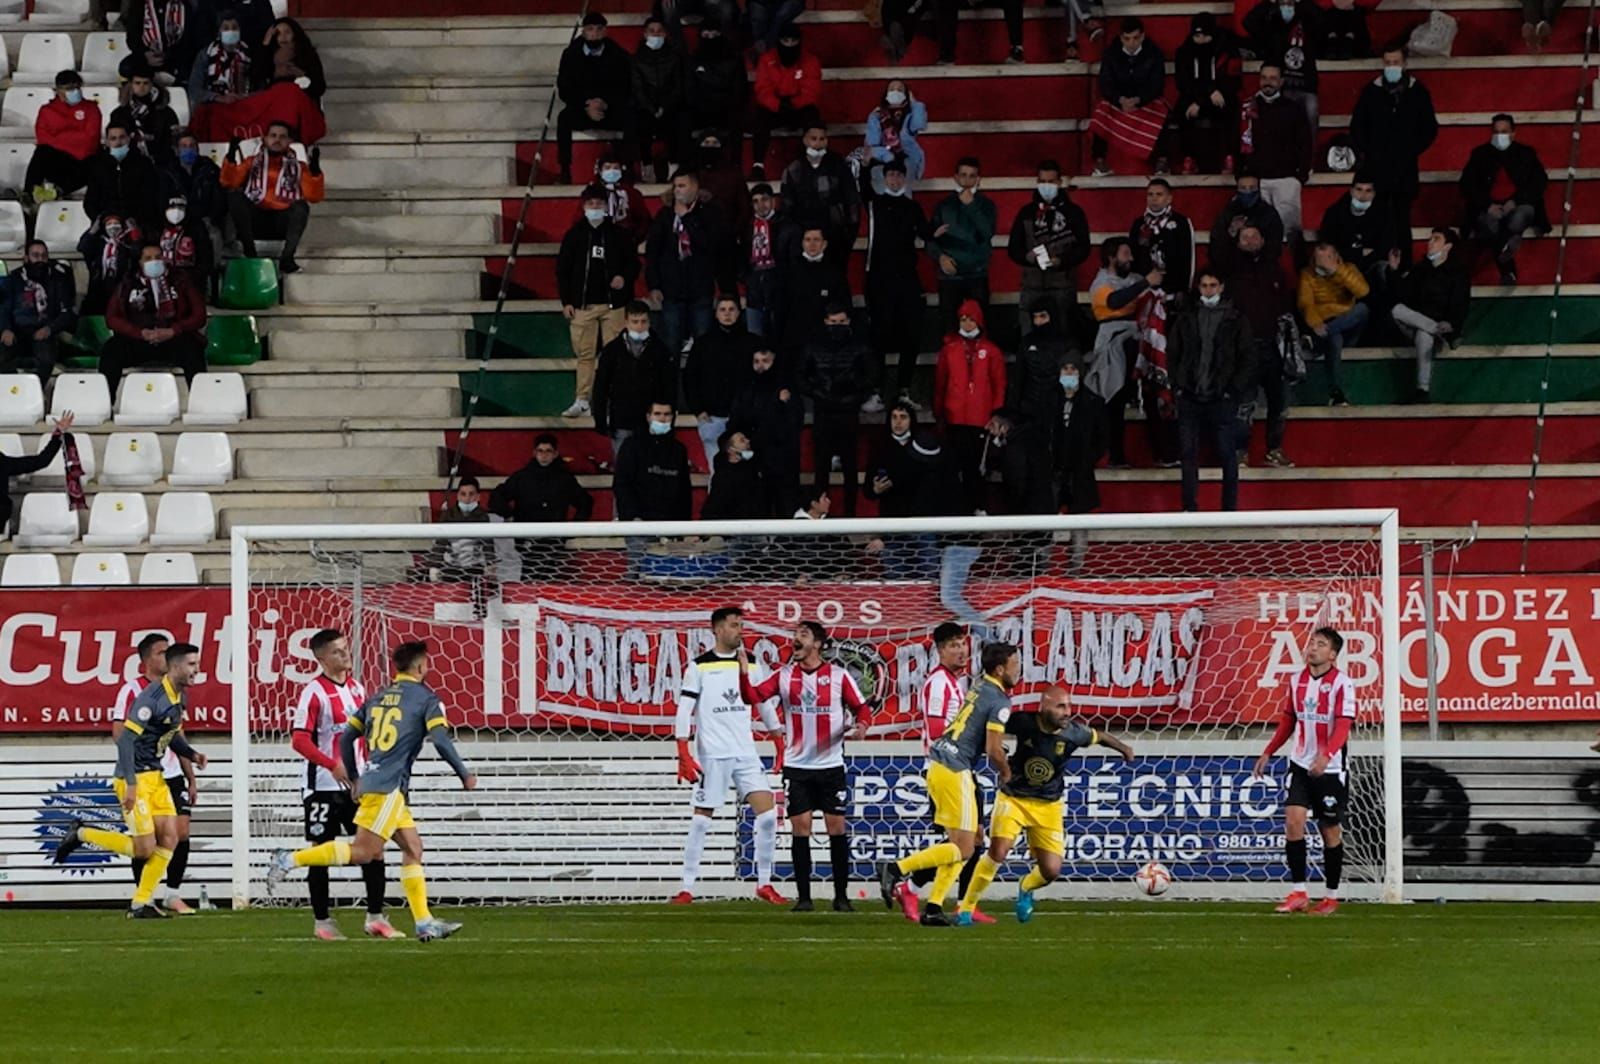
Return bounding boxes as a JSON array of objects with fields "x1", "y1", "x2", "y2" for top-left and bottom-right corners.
[
  {"x1": 112, "y1": 61, "x2": 182, "y2": 162},
  {"x1": 739, "y1": 184, "x2": 799, "y2": 340},
  {"x1": 928, "y1": 156, "x2": 997, "y2": 336},
  {"x1": 1237, "y1": 62, "x2": 1312, "y2": 246},
  {"x1": 933, "y1": 300, "x2": 1006, "y2": 515},
  {"x1": 799, "y1": 305, "x2": 874, "y2": 517},
  {"x1": 491, "y1": 434, "x2": 594, "y2": 528},
  {"x1": 555, "y1": 12, "x2": 633, "y2": 185},
  {"x1": 189, "y1": 15, "x2": 254, "y2": 122},
  {"x1": 627, "y1": 17, "x2": 685, "y2": 185},
  {"x1": 864, "y1": 80, "x2": 928, "y2": 194},
  {"x1": 428, "y1": 478, "x2": 495, "y2": 593},
  {"x1": 1170, "y1": 12, "x2": 1242, "y2": 175},
  {"x1": 1349, "y1": 46, "x2": 1438, "y2": 268},
  {"x1": 220, "y1": 120, "x2": 325, "y2": 275},
  {"x1": 1208, "y1": 171, "x2": 1284, "y2": 276},
  {"x1": 613, "y1": 399, "x2": 694, "y2": 524},
  {"x1": 1050, "y1": 355, "x2": 1110, "y2": 522},
  {"x1": 1222, "y1": 224, "x2": 1294, "y2": 468},
  {"x1": 644, "y1": 170, "x2": 737, "y2": 355},
  {"x1": 128, "y1": 0, "x2": 202, "y2": 80},
  {"x1": 85, "y1": 122, "x2": 163, "y2": 237},
  {"x1": 692, "y1": 134, "x2": 751, "y2": 235},
  {"x1": 157, "y1": 194, "x2": 215, "y2": 298},
  {"x1": 987, "y1": 302, "x2": 1080, "y2": 515},
  {"x1": 1087, "y1": 237, "x2": 1165, "y2": 468},
  {"x1": 1007, "y1": 161, "x2": 1090, "y2": 340},
  {"x1": 685, "y1": 297, "x2": 763, "y2": 474},
  {"x1": 699, "y1": 429, "x2": 768, "y2": 521},
  {"x1": 0, "y1": 241, "x2": 77, "y2": 385},
  {"x1": 1242, "y1": 0, "x2": 1320, "y2": 136},
  {"x1": 780, "y1": 125, "x2": 861, "y2": 271},
  {"x1": 78, "y1": 213, "x2": 143, "y2": 315},
  {"x1": 590, "y1": 152, "x2": 651, "y2": 244},
  {"x1": 1296, "y1": 243, "x2": 1368, "y2": 406},
  {"x1": 1316, "y1": 173, "x2": 1397, "y2": 289},
  {"x1": 752, "y1": 30, "x2": 823, "y2": 180},
  {"x1": 680, "y1": 21, "x2": 747, "y2": 164},
  {"x1": 25, "y1": 71, "x2": 104, "y2": 203},
  {"x1": 1460, "y1": 113, "x2": 1550, "y2": 286},
  {"x1": 1167, "y1": 269, "x2": 1254, "y2": 511},
  {"x1": 864, "y1": 161, "x2": 931, "y2": 412},
  {"x1": 863, "y1": 400, "x2": 923, "y2": 518},
  {"x1": 1130, "y1": 177, "x2": 1195, "y2": 301},
  {"x1": 1088, "y1": 18, "x2": 1170, "y2": 177},
  {"x1": 1388, "y1": 227, "x2": 1469, "y2": 402},
  {"x1": 750, "y1": 0, "x2": 805, "y2": 55},
  {"x1": 101, "y1": 243, "x2": 208, "y2": 394},
  {"x1": 594, "y1": 300, "x2": 678, "y2": 458},
  {"x1": 558, "y1": 186, "x2": 640, "y2": 419},
  {"x1": 160, "y1": 129, "x2": 224, "y2": 275},
  {"x1": 730, "y1": 346, "x2": 804, "y2": 516},
  {"x1": 780, "y1": 227, "x2": 853, "y2": 367}
]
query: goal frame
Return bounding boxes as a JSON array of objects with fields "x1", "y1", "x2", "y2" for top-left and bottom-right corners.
[{"x1": 229, "y1": 508, "x2": 1403, "y2": 908}]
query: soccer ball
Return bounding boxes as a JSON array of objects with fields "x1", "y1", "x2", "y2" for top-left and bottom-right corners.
[{"x1": 1134, "y1": 861, "x2": 1172, "y2": 897}]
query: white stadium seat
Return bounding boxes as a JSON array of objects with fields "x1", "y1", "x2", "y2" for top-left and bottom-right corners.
[
  {"x1": 0, "y1": 200, "x2": 25, "y2": 253},
  {"x1": 0, "y1": 374, "x2": 44, "y2": 426},
  {"x1": 50, "y1": 372, "x2": 111, "y2": 426},
  {"x1": 0, "y1": 140, "x2": 33, "y2": 196},
  {"x1": 167, "y1": 87, "x2": 190, "y2": 127},
  {"x1": 0, "y1": 87, "x2": 51, "y2": 131},
  {"x1": 139, "y1": 550, "x2": 199, "y2": 585},
  {"x1": 83, "y1": 85, "x2": 118, "y2": 130},
  {"x1": 115, "y1": 372, "x2": 181, "y2": 426},
  {"x1": 13, "y1": 491, "x2": 78, "y2": 546},
  {"x1": 81, "y1": 31, "x2": 127, "y2": 82},
  {"x1": 32, "y1": 430, "x2": 98, "y2": 484},
  {"x1": 169, "y1": 431, "x2": 232, "y2": 487},
  {"x1": 2, "y1": 553, "x2": 61, "y2": 586},
  {"x1": 71, "y1": 551, "x2": 131, "y2": 585},
  {"x1": 0, "y1": 2, "x2": 26, "y2": 27},
  {"x1": 0, "y1": 431, "x2": 22, "y2": 457},
  {"x1": 100, "y1": 431, "x2": 164, "y2": 486},
  {"x1": 183, "y1": 373, "x2": 247, "y2": 425},
  {"x1": 0, "y1": 35, "x2": 11, "y2": 80},
  {"x1": 34, "y1": 200, "x2": 90, "y2": 251},
  {"x1": 83, "y1": 490, "x2": 150, "y2": 547},
  {"x1": 13, "y1": 33, "x2": 77, "y2": 85},
  {"x1": 28, "y1": 0, "x2": 93, "y2": 27},
  {"x1": 150, "y1": 491, "x2": 215, "y2": 546}
]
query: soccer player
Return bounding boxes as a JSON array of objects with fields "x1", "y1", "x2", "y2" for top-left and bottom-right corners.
[
  {"x1": 953, "y1": 684, "x2": 1134, "y2": 926},
  {"x1": 268, "y1": 641, "x2": 477, "y2": 942},
  {"x1": 291, "y1": 628, "x2": 401, "y2": 941},
  {"x1": 55, "y1": 642, "x2": 209, "y2": 918},
  {"x1": 671, "y1": 606, "x2": 787, "y2": 906},
  {"x1": 1253, "y1": 626, "x2": 1357, "y2": 916},
  {"x1": 877, "y1": 640, "x2": 1020, "y2": 926},
  {"x1": 739, "y1": 621, "x2": 870, "y2": 912}
]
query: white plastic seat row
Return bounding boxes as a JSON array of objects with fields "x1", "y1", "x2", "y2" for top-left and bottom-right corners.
[
  {"x1": 0, "y1": 372, "x2": 248, "y2": 428},
  {"x1": 0, "y1": 85, "x2": 190, "y2": 131},
  {"x1": 15, "y1": 490, "x2": 216, "y2": 547},
  {"x1": 99, "y1": 430, "x2": 233, "y2": 487},
  {"x1": 0, "y1": 550, "x2": 200, "y2": 587}
]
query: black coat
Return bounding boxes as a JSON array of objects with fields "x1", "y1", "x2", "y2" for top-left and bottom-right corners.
[
  {"x1": 1209, "y1": 196, "x2": 1284, "y2": 276},
  {"x1": 1008, "y1": 194, "x2": 1091, "y2": 288},
  {"x1": 780, "y1": 256, "x2": 852, "y2": 355},
  {"x1": 798, "y1": 330, "x2": 872, "y2": 415},
  {"x1": 1244, "y1": 93, "x2": 1312, "y2": 182},
  {"x1": 491, "y1": 458, "x2": 594, "y2": 523},
  {"x1": 592, "y1": 333, "x2": 676, "y2": 435},
  {"x1": 684, "y1": 320, "x2": 760, "y2": 417},
  {"x1": 160, "y1": 155, "x2": 224, "y2": 223},
  {"x1": 1224, "y1": 253, "x2": 1291, "y2": 337},
  {"x1": 557, "y1": 38, "x2": 631, "y2": 111},
  {"x1": 729, "y1": 369, "x2": 803, "y2": 515},
  {"x1": 1350, "y1": 76, "x2": 1439, "y2": 198},
  {"x1": 780, "y1": 152, "x2": 862, "y2": 236},
  {"x1": 0, "y1": 262, "x2": 77, "y2": 335},
  {"x1": 1460, "y1": 141, "x2": 1551, "y2": 233},
  {"x1": 1174, "y1": 36, "x2": 1241, "y2": 114},
  {"x1": 556, "y1": 218, "x2": 638, "y2": 310},
  {"x1": 1167, "y1": 301, "x2": 1256, "y2": 401},
  {"x1": 1318, "y1": 194, "x2": 1399, "y2": 272},
  {"x1": 685, "y1": 38, "x2": 747, "y2": 124},
  {"x1": 1098, "y1": 41, "x2": 1165, "y2": 104},
  {"x1": 1394, "y1": 258, "x2": 1470, "y2": 334},
  {"x1": 1243, "y1": 1, "x2": 1320, "y2": 92},
  {"x1": 630, "y1": 39, "x2": 685, "y2": 116},
  {"x1": 111, "y1": 96, "x2": 181, "y2": 162},
  {"x1": 84, "y1": 150, "x2": 163, "y2": 234},
  {"x1": 1053, "y1": 390, "x2": 1108, "y2": 515},
  {"x1": 862, "y1": 432, "x2": 921, "y2": 518},
  {"x1": 1, "y1": 433, "x2": 62, "y2": 531},
  {"x1": 612, "y1": 431, "x2": 692, "y2": 521},
  {"x1": 127, "y1": 0, "x2": 202, "y2": 75},
  {"x1": 1130, "y1": 209, "x2": 1195, "y2": 295},
  {"x1": 999, "y1": 323, "x2": 1076, "y2": 445},
  {"x1": 645, "y1": 201, "x2": 736, "y2": 301},
  {"x1": 739, "y1": 212, "x2": 801, "y2": 312},
  {"x1": 866, "y1": 194, "x2": 929, "y2": 290},
  {"x1": 700, "y1": 453, "x2": 767, "y2": 520}
]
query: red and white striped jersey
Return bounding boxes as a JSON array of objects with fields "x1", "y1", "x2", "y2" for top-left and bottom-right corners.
[
  {"x1": 745, "y1": 662, "x2": 868, "y2": 770},
  {"x1": 292, "y1": 674, "x2": 367, "y2": 797},
  {"x1": 919, "y1": 666, "x2": 967, "y2": 753},
  {"x1": 1286, "y1": 666, "x2": 1358, "y2": 777},
  {"x1": 111, "y1": 676, "x2": 182, "y2": 778}
]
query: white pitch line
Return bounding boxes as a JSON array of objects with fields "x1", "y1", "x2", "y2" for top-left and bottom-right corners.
[{"x1": 35, "y1": 1046, "x2": 1266, "y2": 1064}]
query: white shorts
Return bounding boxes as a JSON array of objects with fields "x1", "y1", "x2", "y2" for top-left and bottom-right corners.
[{"x1": 691, "y1": 756, "x2": 771, "y2": 811}]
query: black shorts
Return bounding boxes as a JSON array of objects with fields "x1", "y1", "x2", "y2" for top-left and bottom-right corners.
[
  {"x1": 1286, "y1": 764, "x2": 1350, "y2": 825},
  {"x1": 166, "y1": 775, "x2": 191, "y2": 817},
  {"x1": 783, "y1": 766, "x2": 849, "y2": 817},
  {"x1": 304, "y1": 791, "x2": 358, "y2": 842}
]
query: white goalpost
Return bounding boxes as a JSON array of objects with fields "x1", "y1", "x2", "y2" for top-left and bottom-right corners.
[{"x1": 228, "y1": 510, "x2": 1403, "y2": 909}]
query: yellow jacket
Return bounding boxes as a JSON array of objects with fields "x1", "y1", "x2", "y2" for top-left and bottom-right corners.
[{"x1": 1296, "y1": 262, "x2": 1369, "y2": 329}]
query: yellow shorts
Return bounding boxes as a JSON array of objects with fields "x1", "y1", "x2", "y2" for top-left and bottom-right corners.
[
  {"x1": 354, "y1": 790, "x2": 415, "y2": 841},
  {"x1": 112, "y1": 771, "x2": 177, "y2": 838},
  {"x1": 990, "y1": 793, "x2": 1065, "y2": 857},
  {"x1": 926, "y1": 761, "x2": 979, "y2": 833}
]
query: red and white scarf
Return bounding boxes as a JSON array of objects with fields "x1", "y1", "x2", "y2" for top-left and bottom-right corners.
[
  {"x1": 127, "y1": 273, "x2": 179, "y2": 321},
  {"x1": 874, "y1": 102, "x2": 908, "y2": 153},
  {"x1": 243, "y1": 150, "x2": 303, "y2": 206},
  {"x1": 1134, "y1": 288, "x2": 1174, "y2": 420},
  {"x1": 141, "y1": 0, "x2": 187, "y2": 55},
  {"x1": 673, "y1": 209, "x2": 693, "y2": 260},
  {"x1": 748, "y1": 214, "x2": 774, "y2": 270},
  {"x1": 63, "y1": 435, "x2": 88, "y2": 512},
  {"x1": 160, "y1": 225, "x2": 196, "y2": 268},
  {"x1": 203, "y1": 38, "x2": 251, "y2": 96},
  {"x1": 100, "y1": 227, "x2": 137, "y2": 280}
]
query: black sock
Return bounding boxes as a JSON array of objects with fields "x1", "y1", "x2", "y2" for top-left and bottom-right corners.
[
  {"x1": 791, "y1": 836, "x2": 813, "y2": 902},
  {"x1": 165, "y1": 838, "x2": 190, "y2": 890},
  {"x1": 362, "y1": 858, "x2": 387, "y2": 915},
  {"x1": 131, "y1": 857, "x2": 146, "y2": 887},
  {"x1": 909, "y1": 867, "x2": 935, "y2": 887},
  {"x1": 957, "y1": 851, "x2": 981, "y2": 899},
  {"x1": 1324, "y1": 843, "x2": 1344, "y2": 893},
  {"x1": 308, "y1": 865, "x2": 331, "y2": 920},
  {"x1": 1287, "y1": 838, "x2": 1308, "y2": 884},
  {"x1": 829, "y1": 834, "x2": 850, "y2": 900}
]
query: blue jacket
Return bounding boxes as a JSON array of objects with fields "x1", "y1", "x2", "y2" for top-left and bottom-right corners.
[{"x1": 865, "y1": 98, "x2": 928, "y2": 190}]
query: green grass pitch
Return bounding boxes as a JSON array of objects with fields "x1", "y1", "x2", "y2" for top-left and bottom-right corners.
[{"x1": 3, "y1": 901, "x2": 1598, "y2": 1062}]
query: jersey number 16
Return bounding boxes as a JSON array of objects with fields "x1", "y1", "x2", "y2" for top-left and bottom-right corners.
[{"x1": 369, "y1": 707, "x2": 402, "y2": 752}]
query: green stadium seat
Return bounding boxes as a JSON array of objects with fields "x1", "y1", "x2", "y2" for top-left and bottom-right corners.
[
  {"x1": 206, "y1": 315, "x2": 262, "y2": 366},
  {"x1": 219, "y1": 258, "x2": 280, "y2": 310},
  {"x1": 62, "y1": 315, "x2": 113, "y2": 368}
]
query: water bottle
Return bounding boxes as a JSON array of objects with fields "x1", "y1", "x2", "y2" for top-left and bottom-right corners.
[{"x1": 199, "y1": 884, "x2": 215, "y2": 910}]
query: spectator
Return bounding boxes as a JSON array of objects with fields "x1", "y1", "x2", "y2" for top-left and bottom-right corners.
[
  {"x1": 592, "y1": 152, "x2": 651, "y2": 244},
  {"x1": 739, "y1": 183, "x2": 800, "y2": 340},
  {"x1": 933, "y1": 299, "x2": 1006, "y2": 514},
  {"x1": 220, "y1": 121, "x2": 324, "y2": 275},
  {"x1": 685, "y1": 296, "x2": 761, "y2": 472},
  {"x1": 863, "y1": 400, "x2": 921, "y2": 517},
  {"x1": 1238, "y1": 63, "x2": 1312, "y2": 245},
  {"x1": 1317, "y1": 173, "x2": 1396, "y2": 288},
  {"x1": 24, "y1": 71, "x2": 102, "y2": 202},
  {"x1": 752, "y1": 29, "x2": 823, "y2": 180},
  {"x1": 680, "y1": 20, "x2": 746, "y2": 159},
  {"x1": 628, "y1": 17, "x2": 684, "y2": 184},
  {"x1": 491, "y1": 433, "x2": 595, "y2": 525},
  {"x1": 692, "y1": 131, "x2": 750, "y2": 235},
  {"x1": 614, "y1": 400, "x2": 694, "y2": 523},
  {"x1": 1168, "y1": 268, "x2": 1254, "y2": 511},
  {"x1": 1130, "y1": 177, "x2": 1196, "y2": 298},
  {"x1": 1087, "y1": 237, "x2": 1164, "y2": 469},
  {"x1": 1243, "y1": 0, "x2": 1320, "y2": 134},
  {"x1": 129, "y1": 0, "x2": 202, "y2": 81},
  {"x1": 1460, "y1": 114, "x2": 1549, "y2": 285},
  {"x1": 798, "y1": 305, "x2": 873, "y2": 516},
  {"x1": 189, "y1": 12, "x2": 253, "y2": 111},
  {"x1": 1088, "y1": 18, "x2": 1169, "y2": 177},
  {"x1": 86, "y1": 122, "x2": 163, "y2": 236},
  {"x1": 101, "y1": 243, "x2": 207, "y2": 394},
  {"x1": 161, "y1": 130, "x2": 224, "y2": 243},
  {"x1": 729, "y1": 344, "x2": 803, "y2": 516},
  {"x1": 1050, "y1": 355, "x2": 1109, "y2": 521},
  {"x1": 156, "y1": 194, "x2": 215, "y2": 298},
  {"x1": 878, "y1": 0, "x2": 933, "y2": 63},
  {"x1": 1222, "y1": 224, "x2": 1294, "y2": 467},
  {"x1": 864, "y1": 80, "x2": 928, "y2": 194},
  {"x1": 1297, "y1": 242, "x2": 1368, "y2": 406},
  {"x1": 1170, "y1": 12, "x2": 1241, "y2": 175},
  {"x1": 988, "y1": 301, "x2": 1080, "y2": 515},
  {"x1": 112, "y1": 62, "x2": 181, "y2": 163},
  {"x1": 1390, "y1": 228, "x2": 1469, "y2": 402},
  {"x1": 780, "y1": 227, "x2": 852, "y2": 367},
  {"x1": 779, "y1": 125, "x2": 860, "y2": 269},
  {"x1": 558, "y1": 185, "x2": 639, "y2": 419},
  {"x1": 864, "y1": 160, "x2": 929, "y2": 411},
  {"x1": 1523, "y1": 0, "x2": 1563, "y2": 52},
  {"x1": 203, "y1": 0, "x2": 276, "y2": 49},
  {"x1": 252, "y1": 17, "x2": 327, "y2": 105},
  {"x1": 652, "y1": 0, "x2": 739, "y2": 37},
  {"x1": 1315, "y1": 0, "x2": 1376, "y2": 59},
  {"x1": 794, "y1": 485, "x2": 832, "y2": 521},
  {"x1": 644, "y1": 170, "x2": 736, "y2": 354},
  {"x1": 1007, "y1": 159, "x2": 1090, "y2": 339},
  {"x1": 1349, "y1": 46, "x2": 1438, "y2": 268},
  {"x1": 78, "y1": 214, "x2": 143, "y2": 316},
  {"x1": 428, "y1": 477, "x2": 494, "y2": 597},
  {"x1": 556, "y1": 12, "x2": 632, "y2": 185},
  {"x1": 1209, "y1": 170, "x2": 1284, "y2": 274},
  {"x1": 700, "y1": 429, "x2": 767, "y2": 520},
  {"x1": 927, "y1": 156, "x2": 997, "y2": 335},
  {"x1": 1, "y1": 413, "x2": 75, "y2": 534},
  {"x1": 750, "y1": 0, "x2": 804, "y2": 55},
  {"x1": 593, "y1": 300, "x2": 676, "y2": 457},
  {"x1": 0, "y1": 241, "x2": 77, "y2": 385}
]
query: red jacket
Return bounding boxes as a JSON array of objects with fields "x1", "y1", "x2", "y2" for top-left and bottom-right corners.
[
  {"x1": 35, "y1": 98, "x2": 103, "y2": 161},
  {"x1": 107, "y1": 273, "x2": 207, "y2": 339},
  {"x1": 934, "y1": 302, "x2": 1006, "y2": 429},
  {"x1": 754, "y1": 50, "x2": 822, "y2": 113}
]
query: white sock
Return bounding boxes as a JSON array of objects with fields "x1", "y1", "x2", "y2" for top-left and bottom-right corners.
[
  {"x1": 1294, "y1": 882, "x2": 1308, "y2": 893},
  {"x1": 681, "y1": 814, "x2": 712, "y2": 892},
  {"x1": 754, "y1": 808, "x2": 778, "y2": 888},
  {"x1": 1326, "y1": 888, "x2": 1339, "y2": 900}
]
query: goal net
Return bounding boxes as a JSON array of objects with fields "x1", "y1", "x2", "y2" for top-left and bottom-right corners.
[{"x1": 229, "y1": 511, "x2": 1401, "y2": 907}]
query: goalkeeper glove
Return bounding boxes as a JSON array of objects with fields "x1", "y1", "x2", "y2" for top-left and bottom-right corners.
[{"x1": 675, "y1": 739, "x2": 702, "y2": 784}]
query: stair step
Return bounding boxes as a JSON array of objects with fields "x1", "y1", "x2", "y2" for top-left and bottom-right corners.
[
  {"x1": 321, "y1": 99, "x2": 550, "y2": 132},
  {"x1": 237, "y1": 447, "x2": 441, "y2": 480},
  {"x1": 319, "y1": 154, "x2": 516, "y2": 190},
  {"x1": 303, "y1": 213, "x2": 498, "y2": 247},
  {"x1": 283, "y1": 270, "x2": 479, "y2": 304},
  {"x1": 220, "y1": 505, "x2": 429, "y2": 532},
  {"x1": 269, "y1": 329, "x2": 466, "y2": 361},
  {"x1": 250, "y1": 386, "x2": 458, "y2": 419},
  {"x1": 323, "y1": 44, "x2": 564, "y2": 79}
]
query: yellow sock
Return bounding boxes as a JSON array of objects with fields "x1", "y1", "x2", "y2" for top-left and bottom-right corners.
[
  {"x1": 897, "y1": 841, "x2": 963, "y2": 876},
  {"x1": 928, "y1": 858, "x2": 964, "y2": 908},
  {"x1": 80, "y1": 826, "x2": 134, "y2": 858},
  {"x1": 958, "y1": 855, "x2": 1001, "y2": 913},
  {"x1": 400, "y1": 863, "x2": 432, "y2": 922},
  {"x1": 293, "y1": 840, "x2": 351, "y2": 868},
  {"x1": 1020, "y1": 866, "x2": 1050, "y2": 893},
  {"x1": 133, "y1": 847, "x2": 172, "y2": 907}
]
